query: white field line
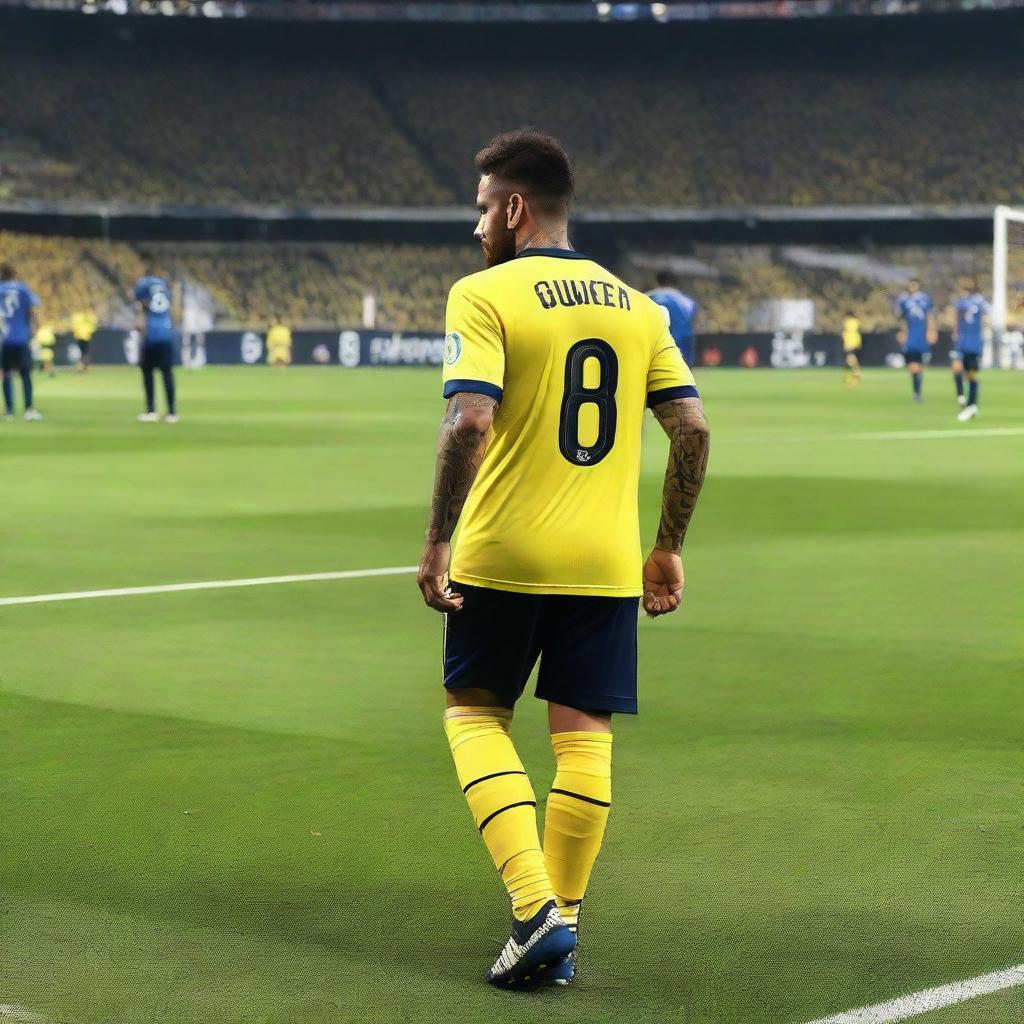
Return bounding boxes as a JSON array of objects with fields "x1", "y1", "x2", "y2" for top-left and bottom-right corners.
[
  {"x1": 805, "y1": 963, "x2": 1024, "y2": 1024},
  {"x1": 2, "y1": 427, "x2": 1021, "y2": 608},
  {"x1": 845, "y1": 426, "x2": 1024, "y2": 441},
  {"x1": 0, "y1": 566, "x2": 417, "y2": 608},
  {"x1": 0, "y1": 1007, "x2": 44, "y2": 1023}
]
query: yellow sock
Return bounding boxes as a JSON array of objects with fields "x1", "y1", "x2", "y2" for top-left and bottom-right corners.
[
  {"x1": 444, "y1": 707, "x2": 554, "y2": 922},
  {"x1": 543, "y1": 731, "x2": 612, "y2": 922}
]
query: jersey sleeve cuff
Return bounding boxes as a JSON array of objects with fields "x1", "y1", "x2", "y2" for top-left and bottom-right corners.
[
  {"x1": 442, "y1": 379, "x2": 504, "y2": 403},
  {"x1": 647, "y1": 384, "x2": 699, "y2": 408}
]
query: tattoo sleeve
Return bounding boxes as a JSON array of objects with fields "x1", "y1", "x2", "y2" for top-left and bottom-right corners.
[
  {"x1": 425, "y1": 393, "x2": 497, "y2": 544},
  {"x1": 651, "y1": 396, "x2": 710, "y2": 553}
]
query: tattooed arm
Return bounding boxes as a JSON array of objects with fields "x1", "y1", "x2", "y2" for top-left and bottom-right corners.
[
  {"x1": 417, "y1": 392, "x2": 497, "y2": 612},
  {"x1": 642, "y1": 395, "x2": 711, "y2": 617}
]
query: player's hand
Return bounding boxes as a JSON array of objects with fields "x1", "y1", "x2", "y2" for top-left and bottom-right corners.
[
  {"x1": 417, "y1": 540, "x2": 464, "y2": 613},
  {"x1": 927, "y1": 329, "x2": 938, "y2": 345},
  {"x1": 642, "y1": 548, "x2": 684, "y2": 618}
]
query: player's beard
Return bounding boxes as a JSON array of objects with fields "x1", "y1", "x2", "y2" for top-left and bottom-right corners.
[{"x1": 483, "y1": 224, "x2": 517, "y2": 268}]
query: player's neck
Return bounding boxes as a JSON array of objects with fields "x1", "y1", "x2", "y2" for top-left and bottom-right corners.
[{"x1": 515, "y1": 223, "x2": 571, "y2": 255}]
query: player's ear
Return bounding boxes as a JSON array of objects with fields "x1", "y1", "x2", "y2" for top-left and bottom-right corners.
[{"x1": 506, "y1": 192, "x2": 525, "y2": 231}]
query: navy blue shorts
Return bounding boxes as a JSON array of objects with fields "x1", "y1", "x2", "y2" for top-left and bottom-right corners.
[
  {"x1": 1, "y1": 344, "x2": 32, "y2": 372},
  {"x1": 903, "y1": 348, "x2": 929, "y2": 365},
  {"x1": 953, "y1": 352, "x2": 980, "y2": 372},
  {"x1": 141, "y1": 341, "x2": 175, "y2": 371},
  {"x1": 443, "y1": 581, "x2": 640, "y2": 715}
]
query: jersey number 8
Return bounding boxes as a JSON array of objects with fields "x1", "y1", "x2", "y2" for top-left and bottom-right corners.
[{"x1": 559, "y1": 338, "x2": 618, "y2": 467}]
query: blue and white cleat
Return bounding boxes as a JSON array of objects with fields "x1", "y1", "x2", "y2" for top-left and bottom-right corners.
[
  {"x1": 536, "y1": 902, "x2": 580, "y2": 986},
  {"x1": 537, "y1": 951, "x2": 575, "y2": 986},
  {"x1": 485, "y1": 901, "x2": 577, "y2": 989}
]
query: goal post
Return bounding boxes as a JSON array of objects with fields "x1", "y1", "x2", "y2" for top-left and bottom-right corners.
[
  {"x1": 993, "y1": 204, "x2": 1024, "y2": 326},
  {"x1": 991, "y1": 204, "x2": 1024, "y2": 368}
]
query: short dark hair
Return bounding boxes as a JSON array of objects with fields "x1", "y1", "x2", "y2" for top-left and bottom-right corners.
[
  {"x1": 0, "y1": 264, "x2": 14, "y2": 281},
  {"x1": 475, "y1": 130, "x2": 575, "y2": 210},
  {"x1": 655, "y1": 270, "x2": 675, "y2": 288}
]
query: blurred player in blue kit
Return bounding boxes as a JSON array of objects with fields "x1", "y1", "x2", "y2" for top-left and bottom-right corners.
[
  {"x1": 951, "y1": 282, "x2": 988, "y2": 421},
  {"x1": 647, "y1": 270, "x2": 699, "y2": 366},
  {"x1": 0, "y1": 264, "x2": 43, "y2": 421},
  {"x1": 895, "y1": 278, "x2": 937, "y2": 402},
  {"x1": 134, "y1": 270, "x2": 179, "y2": 423}
]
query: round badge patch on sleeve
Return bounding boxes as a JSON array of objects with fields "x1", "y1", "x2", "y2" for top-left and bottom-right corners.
[{"x1": 444, "y1": 331, "x2": 463, "y2": 366}]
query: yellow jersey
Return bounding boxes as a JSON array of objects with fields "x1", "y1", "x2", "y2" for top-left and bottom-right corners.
[
  {"x1": 70, "y1": 310, "x2": 98, "y2": 341},
  {"x1": 842, "y1": 316, "x2": 862, "y2": 351},
  {"x1": 267, "y1": 324, "x2": 292, "y2": 349},
  {"x1": 35, "y1": 325, "x2": 56, "y2": 350},
  {"x1": 442, "y1": 247, "x2": 697, "y2": 598}
]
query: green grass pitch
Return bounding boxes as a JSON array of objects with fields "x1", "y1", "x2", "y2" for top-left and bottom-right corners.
[{"x1": 2, "y1": 366, "x2": 1022, "y2": 1024}]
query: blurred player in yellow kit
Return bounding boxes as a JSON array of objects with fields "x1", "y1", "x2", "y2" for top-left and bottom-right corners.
[
  {"x1": 416, "y1": 131, "x2": 710, "y2": 991},
  {"x1": 842, "y1": 310, "x2": 862, "y2": 386},
  {"x1": 35, "y1": 322, "x2": 57, "y2": 377},
  {"x1": 70, "y1": 309, "x2": 98, "y2": 372},
  {"x1": 267, "y1": 318, "x2": 292, "y2": 367}
]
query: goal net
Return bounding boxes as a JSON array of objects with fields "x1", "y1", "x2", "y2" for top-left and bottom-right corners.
[{"x1": 992, "y1": 205, "x2": 1024, "y2": 369}]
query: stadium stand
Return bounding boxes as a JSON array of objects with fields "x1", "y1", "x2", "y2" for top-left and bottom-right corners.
[
  {"x1": 0, "y1": 232, "x2": 141, "y2": 325},
  {"x1": 376, "y1": 60, "x2": 1024, "y2": 209},
  {"x1": 0, "y1": 52, "x2": 451, "y2": 206},
  {"x1": 0, "y1": 24, "x2": 1022, "y2": 209},
  {"x1": 3, "y1": 232, "x2": 1008, "y2": 333},
  {"x1": 0, "y1": 235, "x2": 482, "y2": 331},
  {"x1": 628, "y1": 245, "x2": 997, "y2": 333},
  {"x1": 142, "y1": 242, "x2": 481, "y2": 329},
  {"x1": 2, "y1": 9, "x2": 1022, "y2": 336}
]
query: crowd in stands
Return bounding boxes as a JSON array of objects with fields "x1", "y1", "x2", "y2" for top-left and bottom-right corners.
[
  {"x1": 625, "y1": 245, "x2": 1003, "y2": 333},
  {"x1": 0, "y1": 236, "x2": 482, "y2": 332},
  {"x1": 143, "y1": 242, "x2": 481, "y2": 329},
  {"x1": 0, "y1": 53, "x2": 448, "y2": 207},
  {"x1": 0, "y1": 233, "x2": 140, "y2": 327},
  {"x1": 1, "y1": 33, "x2": 1022, "y2": 210},
  {"x1": 4, "y1": 233, "x2": 1016, "y2": 336}
]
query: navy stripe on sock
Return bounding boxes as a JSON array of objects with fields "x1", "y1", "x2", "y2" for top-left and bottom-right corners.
[
  {"x1": 549, "y1": 788, "x2": 611, "y2": 808},
  {"x1": 478, "y1": 800, "x2": 536, "y2": 832},
  {"x1": 463, "y1": 770, "x2": 527, "y2": 794}
]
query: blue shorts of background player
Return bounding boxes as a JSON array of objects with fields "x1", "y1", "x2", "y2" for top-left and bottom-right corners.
[
  {"x1": 141, "y1": 339, "x2": 175, "y2": 370},
  {"x1": 903, "y1": 346, "x2": 930, "y2": 365},
  {"x1": 443, "y1": 581, "x2": 640, "y2": 715},
  {"x1": 677, "y1": 337, "x2": 695, "y2": 367},
  {"x1": 1, "y1": 344, "x2": 33, "y2": 373},
  {"x1": 950, "y1": 350, "x2": 980, "y2": 373}
]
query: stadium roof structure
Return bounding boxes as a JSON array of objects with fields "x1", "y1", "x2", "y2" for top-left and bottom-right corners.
[
  {"x1": 2, "y1": 0, "x2": 1023, "y2": 21},
  {"x1": 0, "y1": 198, "x2": 1002, "y2": 246}
]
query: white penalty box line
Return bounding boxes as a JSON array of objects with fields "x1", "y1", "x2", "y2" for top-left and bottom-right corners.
[
  {"x1": 0, "y1": 566, "x2": 418, "y2": 608},
  {"x1": 804, "y1": 962, "x2": 1024, "y2": 1024}
]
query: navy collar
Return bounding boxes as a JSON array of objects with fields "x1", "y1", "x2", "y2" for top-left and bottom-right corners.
[{"x1": 516, "y1": 247, "x2": 592, "y2": 261}]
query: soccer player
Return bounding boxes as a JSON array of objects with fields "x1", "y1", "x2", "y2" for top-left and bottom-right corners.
[
  {"x1": 70, "y1": 308, "x2": 98, "y2": 372},
  {"x1": 895, "y1": 278, "x2": 937, "y2": 402},
  {"x1": 951, "y1": 281, "x2": 988, "y2": 421},
  {"x1": 842, "y1": 310, "x2": 863, "y2": 386},
  {"x1": 266, "y1": 316, "x2": 293, "y2": 368},
  {"x1": 416, "y1": 131, "x2": 710, "y2": 990},
  {"x1": 647, "y1": 269, "x2": 699, "y2": 366},
  {"x1": 133, "y1": 270, "x2": 179, "y2": 423},
  {"x1": 0, "y1": 264, "x2": 43, "y2": 422},
  {"x1": 35, "y1": 322, "x2": 57, "y2": 377}
]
